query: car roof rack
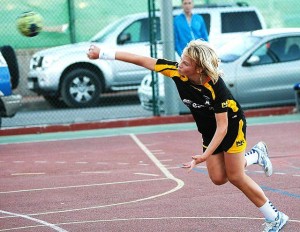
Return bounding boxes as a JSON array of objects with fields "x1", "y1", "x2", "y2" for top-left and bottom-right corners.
[{"x1": 173, "y1": 2, "x2": 249, "y2": 10}]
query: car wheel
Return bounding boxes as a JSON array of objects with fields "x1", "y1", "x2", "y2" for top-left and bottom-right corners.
[
  {"x1": 60, "y1": 68, "x2": 102, "y2": 108},
  {"x1": 0, "y1": 45, "x2": 20, "y2": 90}
]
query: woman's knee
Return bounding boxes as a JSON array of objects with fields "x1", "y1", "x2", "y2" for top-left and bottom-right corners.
[
  {"x1": 209, "y1": 173, "x2": 228, "y2": 185},
  {"x1": 227, "y1": 173, "x2": 244, "y2": 187}
]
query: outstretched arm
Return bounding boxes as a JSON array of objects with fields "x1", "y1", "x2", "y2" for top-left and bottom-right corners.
[
  {"x1": 182, "y1": 112, "x2": 228, "y2": 172},
  {"x1": 87, "y1": 45, "x2": 157, "y2": 71}
]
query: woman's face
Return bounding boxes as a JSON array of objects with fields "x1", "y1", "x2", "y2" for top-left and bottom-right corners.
[{"x1": 178, "y1": 54, "x2": 197, "y2": 77}]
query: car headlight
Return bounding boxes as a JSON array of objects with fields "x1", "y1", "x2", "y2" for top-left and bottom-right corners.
[{"x1": 42, "y1": 55, "x2": 59, "y2": 68}]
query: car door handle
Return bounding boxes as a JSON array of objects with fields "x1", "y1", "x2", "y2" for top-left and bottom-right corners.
[{"x1": 228, "y1": 83, "x2": 234, "y2": 87}]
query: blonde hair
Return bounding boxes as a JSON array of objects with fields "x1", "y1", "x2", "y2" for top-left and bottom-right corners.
[{"x1": 182, "y1": 39, "x2": 222, "y2": 84}]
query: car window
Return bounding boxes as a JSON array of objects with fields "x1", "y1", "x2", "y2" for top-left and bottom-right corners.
[
  {"x1": 197, "y1": 13, "x2": 210, "y2": 34},
  {"x1": 90, "y1": 18, "x2": 123, "y2": 43},
  {"x1": 119, "y1": 19, "x2": 144, "y2": 44},
  {"x1": 218, "y1": 34, "x2": 260, "y2": 62},
  {"x1": 118, "y1": 18, "x2": 161, "y2": 45},
  {"x1": 221, "y1": 11, "x2": 262, "y2": 33},
  {"x1": 283, "y1": 36, "x2": 300, "y2": 61},
  {"x1": 253, "y1": 36, "x2": 300, "y2": 65}
]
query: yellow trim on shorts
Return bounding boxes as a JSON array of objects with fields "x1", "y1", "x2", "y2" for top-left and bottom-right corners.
[{"x1": 227, "y1": 119, "x2": 247, "y2": 153}]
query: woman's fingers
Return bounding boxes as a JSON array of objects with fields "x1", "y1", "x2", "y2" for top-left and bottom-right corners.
[
  {"x1": 181, "y1": 162, "x2": 191, "y2": 169},
  {"x1": 87, "y1": 45, "x2": 100, "y2": 59}
]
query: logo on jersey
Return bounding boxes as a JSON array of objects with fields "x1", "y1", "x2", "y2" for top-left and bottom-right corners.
[
  {"x1": 236, "y1": 140, "x2": 245, "y2": 147},
  {"x1": 222, "y1": 101, "x2": 228, "y2": 108},
  {"x1": 182, "y1": 97, "x2": 212, "y2": 110}
]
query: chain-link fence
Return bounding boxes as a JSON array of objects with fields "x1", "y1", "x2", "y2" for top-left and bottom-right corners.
[{"x1": 1, "y1": 0, "x2": 300, "y2": 129}]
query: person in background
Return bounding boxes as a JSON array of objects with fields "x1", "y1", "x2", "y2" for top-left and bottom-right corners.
[{"x1": 174, "y1": 0, "x2": 209, "y2": 56}]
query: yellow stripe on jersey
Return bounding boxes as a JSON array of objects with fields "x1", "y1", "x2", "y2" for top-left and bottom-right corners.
[
  {"x1": 203, "y1": 82, "x2": 215, "y2": 100},
  {"x1": 227, "y1": 100, "x2": 239, "y2": 112},
  {"x1": 154, "y1": 63, "x2": 189, "y2": 81}
]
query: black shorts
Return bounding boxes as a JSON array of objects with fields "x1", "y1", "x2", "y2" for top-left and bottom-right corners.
[{"x1": 202, "y1": 116, "x2": 247, "y2": 154}]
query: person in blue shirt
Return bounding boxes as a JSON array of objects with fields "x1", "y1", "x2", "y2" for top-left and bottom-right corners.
[{"x1": 174, "y1": 0, "x2": 209, "y2": 56}]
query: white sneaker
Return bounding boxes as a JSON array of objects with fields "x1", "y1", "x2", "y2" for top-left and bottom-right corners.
[
  {"x1": 253, "y1": 141, "x2": 273, "y2": 177},
  {"x1": 263, "y1": 211, "x2": 289, "y2": 232}
]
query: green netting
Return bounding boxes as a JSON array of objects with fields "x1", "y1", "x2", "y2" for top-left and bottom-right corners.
[
  {"x1": 1, "y1": 0, "x2": 299, "y2": 49},
  {"x1": 0, "y1": 0, "x2": 148, "y2": 49}
]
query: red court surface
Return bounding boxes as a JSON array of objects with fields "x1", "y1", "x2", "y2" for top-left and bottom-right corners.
[{"x1": 0, "y1": 121, "x2": 300, "y2": 231}]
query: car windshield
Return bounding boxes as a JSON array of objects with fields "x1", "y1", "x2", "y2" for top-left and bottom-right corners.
[
  {"x1": 218, "y1": 33, "x2": 261, "y2": 62},
  {"x1": 89, "y1": 18, "x2": 124, "y2": 43}
]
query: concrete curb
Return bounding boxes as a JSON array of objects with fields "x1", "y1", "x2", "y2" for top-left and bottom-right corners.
[{"x1": 0, "y1": 106, "x2": 295, "y2": 136}]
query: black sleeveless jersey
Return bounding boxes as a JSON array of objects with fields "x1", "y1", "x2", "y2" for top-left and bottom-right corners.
[{"x1": 154, "y1": 59, "x2": 245, "y2": 134}]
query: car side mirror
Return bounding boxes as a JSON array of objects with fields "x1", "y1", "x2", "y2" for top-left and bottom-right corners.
[
  {"x1": 117, "y1": 33, "x2": 131, "y2": 45},
  {"x1": 244, "y1": 55, "x2": 260, "y2": 66}
]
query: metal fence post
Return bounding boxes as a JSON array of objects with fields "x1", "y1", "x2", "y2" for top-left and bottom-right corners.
[
  {"x1": 148, "y1": 0, "x2": 160, "y2": 116},
  {"x1": 160, "y1": 0, "x2": 179, "y2": 115},
  {"x1": 67, "y1": 0, "x2": 76, "y2": 43}
]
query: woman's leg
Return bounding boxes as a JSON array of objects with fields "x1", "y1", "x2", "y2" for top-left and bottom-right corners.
[
  {"x1": 224, "y1": 150, "x2": 267, "y2": 207},
  {"x1": 224, "y1": 150, "x2": 289, "y2": 231},
  {"x1": 205, "y1": 152, "x2": 228, "y2": 186}
]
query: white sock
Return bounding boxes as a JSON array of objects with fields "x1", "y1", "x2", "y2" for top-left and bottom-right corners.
[
  {"x1": 244, "y1": 149, "x2": 258, "y2": 167},
  {"x1": 259, "y1": 200, "x2": 278, "y2": 221}
]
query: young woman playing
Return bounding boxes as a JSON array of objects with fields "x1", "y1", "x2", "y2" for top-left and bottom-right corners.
[{"x1": 87, "y1": 40, "x2": 288, "y2": 231}]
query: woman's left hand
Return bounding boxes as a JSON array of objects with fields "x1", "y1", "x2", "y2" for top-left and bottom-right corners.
[{"x1": 182, "y1": 154, "x2": 208, "y2": 173}]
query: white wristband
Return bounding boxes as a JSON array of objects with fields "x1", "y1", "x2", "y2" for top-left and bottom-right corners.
[{"x1": 99, "y1": 48, "x2": 116, "y2": 60}]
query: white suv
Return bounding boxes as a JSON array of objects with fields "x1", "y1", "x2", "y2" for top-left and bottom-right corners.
[{"x1": 27, "y1": 3, "x2": 266, "y2": 108}]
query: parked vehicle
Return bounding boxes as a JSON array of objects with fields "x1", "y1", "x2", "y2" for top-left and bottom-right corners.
[
  {"x1": 138, "y1": 28, "x2": 300, "y2": 111},
  {"x1": 27, "y1": 3, "x2": 266, "y2": 108},
  {"x1": 0, "y1": 46, "x2": 22, "y2": 127}
]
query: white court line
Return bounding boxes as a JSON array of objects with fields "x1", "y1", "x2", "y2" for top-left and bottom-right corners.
[
  {"x1": 56, "y1": 216, "x2": 300, "y2": 224},
  {"x1": 167, "y1": 166, "x2": 181, "y2": 170},
  {"x1": 0, "y1": 134, "x2": 184, "y2": 221},
  {"x1": 274, "y1": 172, "x2": 286, "y2": 175},
  {"x1": 80, "y1": 171, "x2": 111, "y2": 174},
  {"x1": 159, "y1": 159, "x2": 173, "y2": 162},
  {"x1": 0, "y1": 178, "x2": 166, "y2": 194},
  {"x1": 134, "y1": 173, "x2": 160, "y2": 177},
  {"x1": 0, "y1": 210, "x2": 68, "y2": 232},
  {"x1": 11, "y1": 173, "x2": 45, "y2": 176},
  {"x1": 2, "y1": 216, "x2": 300, "y2": 231},
  {"x1": 130, "y1": 134, "x2": 182, "y2": 182}
]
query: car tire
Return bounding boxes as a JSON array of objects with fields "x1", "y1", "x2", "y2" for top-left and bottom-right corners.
[
  {"x1": 0, "y1": 45, "x2": 20, "y2": 90},
  {"x1": 60, "y1": 68, "x2": 102, "y2": 108}
]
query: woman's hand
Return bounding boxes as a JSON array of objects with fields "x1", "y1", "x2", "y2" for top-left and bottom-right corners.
[
  {"x1": 87, "y1": 45, "x2": 100, "y2": 59},
  {"x1": 181, "y1": 159, "x2": 197, "y2": 173},
  {"x1": 182, "y1": 154, "x2": 209, "y2": 173}
]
